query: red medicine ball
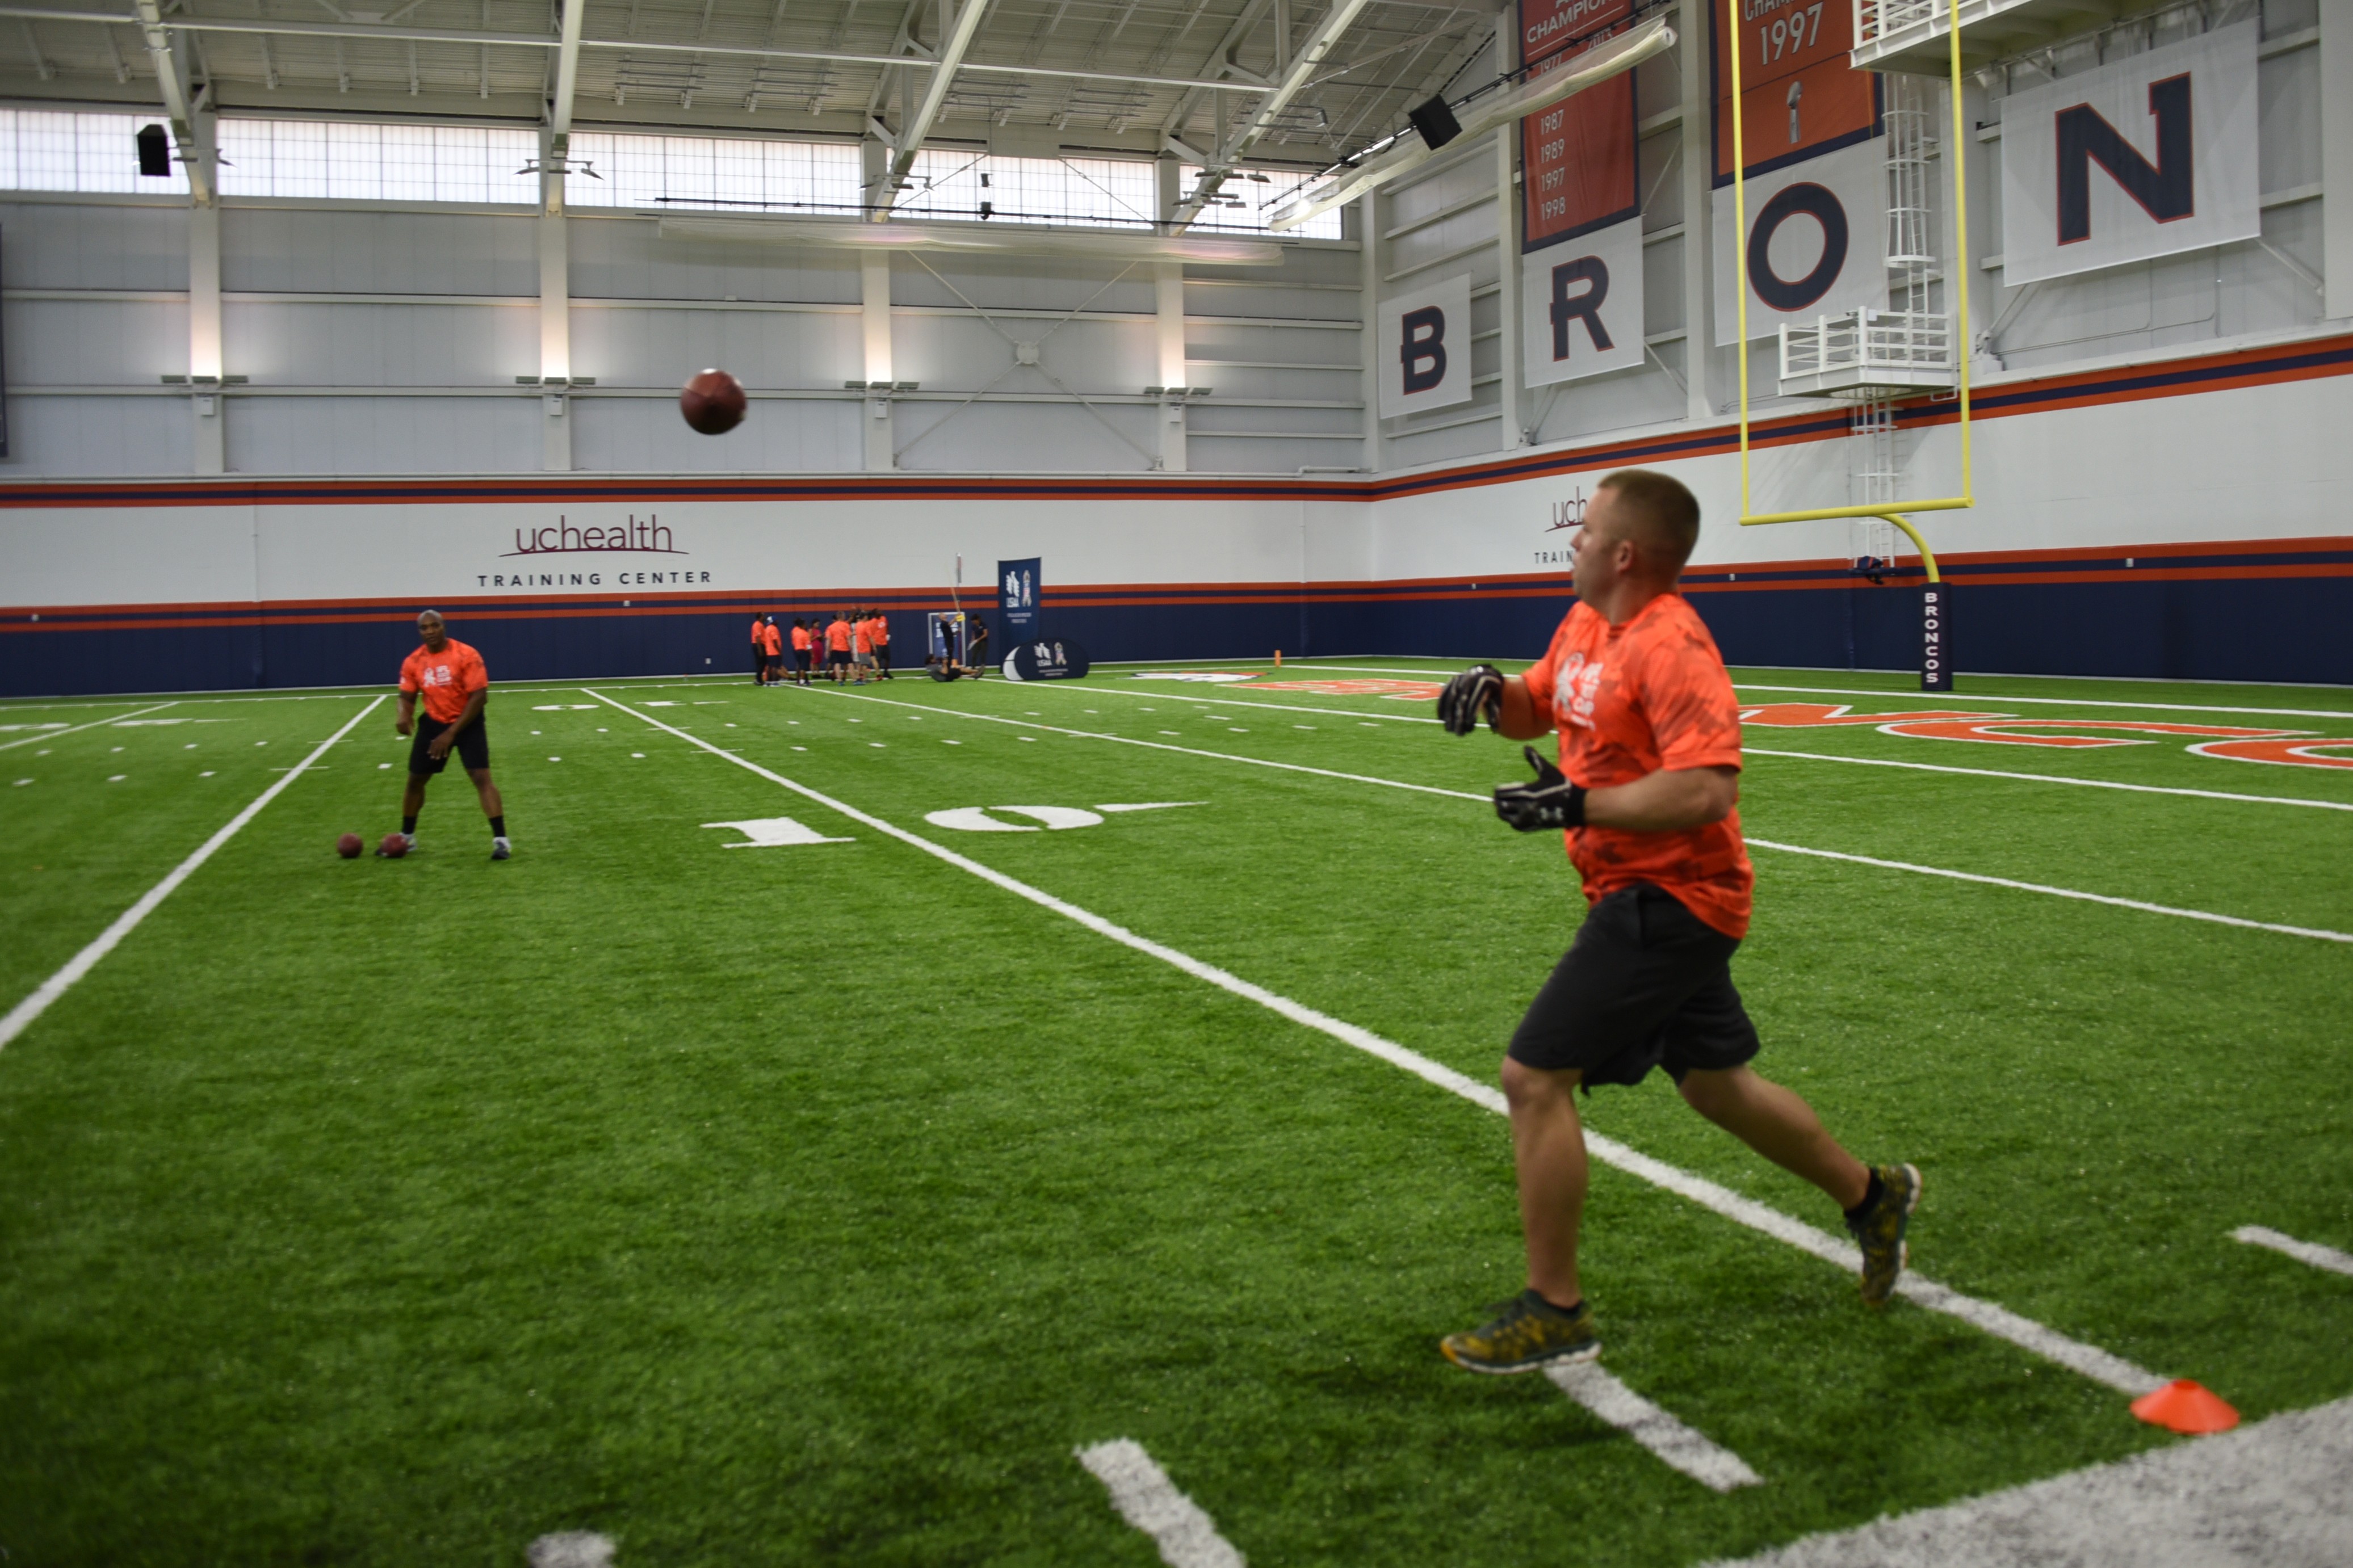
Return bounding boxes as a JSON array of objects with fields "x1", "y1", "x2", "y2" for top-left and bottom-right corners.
[{"x1": 680, "y1": 369, "x2": 748, "y2": 435}]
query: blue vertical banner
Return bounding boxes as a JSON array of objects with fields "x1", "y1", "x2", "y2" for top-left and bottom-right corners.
[{"x1": 999, "y1": 557, "x2": 1041, "y2": 641}]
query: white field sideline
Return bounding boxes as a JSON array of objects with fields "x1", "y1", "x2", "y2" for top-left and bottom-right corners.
[
  {"x1": 0, "y1": 696, "x2": 385, "y2": 1053},
  {"x1": 1075, "y1": 1440, "x2": 1245, "y2": 1568},
  {"x1": 800, "y1": 685, "x2": 2353, "y2": 945},
  {"x1": 1701, "y1": 1394, "x2": 2353, "y2": 1567},
  {"x1": 588, "y1": 687, "x2": 2177, "y2": 1400},
  {"x1": 1030, "y1": 682, "x2": 2353, "y2": 813}
]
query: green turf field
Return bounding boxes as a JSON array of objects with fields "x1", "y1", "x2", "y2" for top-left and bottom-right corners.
[{"x1": 3, "y1": 659, "x2": 2350, "y2": 1565}]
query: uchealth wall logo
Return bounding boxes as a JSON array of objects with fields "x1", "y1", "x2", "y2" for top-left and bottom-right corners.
[{"x1": 479, "y1": 514, "x2": 715, "y2": 589}]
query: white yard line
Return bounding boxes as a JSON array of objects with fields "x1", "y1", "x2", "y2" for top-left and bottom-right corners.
[
  {"x1": 1075, "y1": 1440, "x2": 1246, "y2": 1568},
  {"x1": 1745, "y1": 747, "x2": 2353, "y2": 812},
  {"x1": 1747, "y1": 839, "x2": 2353, "y2": 945},
  {"x1": 0, "y1": 700, "x2": 177, "y2": 751},
  {"x1": 1547, "y1": 1362, "x2": 1763, "y2": 1492},
  {"x1": 0, "y1": 696, "x2": 385, "y2": 1054},
  {"x1": 2231, "y1": 1225, "x2": 2353, "y2": 1279},
  {"x1": 1031, "y1": 682, "x2": 1442, "y2": 725},
  {"x1": 587, "y1": 687, "x2": 2175, "y2": 1399},
  {"x1": 802, "y1": 686, "x2": 2353, "y2": 947},
  {"x1": 1698, "y1": 1395, "x2": 2353, "y2": 1568},
  {"x1": 1731, "y1": 682, "x2": 2353, "y2": 723},
  {"x1": 526, "y1": 1532, "x2": 616, "y2": 1568}
]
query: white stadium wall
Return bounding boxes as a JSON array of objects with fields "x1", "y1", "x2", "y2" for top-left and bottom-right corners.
[{"x1": 3, "y1": 0, "x2": 2350, "y2": 694}]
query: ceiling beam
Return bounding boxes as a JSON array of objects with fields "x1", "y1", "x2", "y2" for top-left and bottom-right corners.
[
  {"x1": 126, "y1": 0, "x2": 208, "y2": 203},
  {"x1": 0, "y1": 6, "x2": 1250, "y2": 94},
  {"x1": 871, "y1": 0, "x2": 991, "y2": 216},
  {"x1": 1174, "y1": 0, "x2": 1375, "y2": 225},
  {"x1": 547, "y1": 0, "x2": 585, "y2": 142}
]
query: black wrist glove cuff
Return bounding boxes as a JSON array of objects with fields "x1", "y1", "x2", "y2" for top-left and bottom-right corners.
[{"x1": 1493, "y1": 745, "x2": 1587, "y2": 832}]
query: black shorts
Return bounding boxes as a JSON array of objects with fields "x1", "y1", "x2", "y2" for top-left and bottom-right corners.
[
  {"x1": 874, "y1": 644, "x2": 890, "y2": 667},
  {"x1": 762, "y1": 652, "x2": 782, "y2": 674},
  {"x1": 410, "y1": 715, "x2": 489, "y2": 776},
  {"x1": 1507, "y1": 883, "x2": 1760, "y2": 1087},
  {"x1": 794, "y1": 649, "x2": 812, "y2": 671},
  {"x1": 828, "y1": 649, "x2": 850, "y2": 667}
]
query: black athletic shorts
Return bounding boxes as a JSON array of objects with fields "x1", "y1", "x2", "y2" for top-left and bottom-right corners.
[
  {"x1": 1507, "y1": 882, "x2": 1760, "y2": 1087},
  {"x1": 794, "y1": 649, "x2": 812, "y2": 671},
  {"x1": 409, "y1": 714, "x2": 489, "y2": 776},
  {"x1": 762, "y1": 653, "x2": 782, "y2": 675},
  {"x1": 828, "y1": 649, "x2": 850, "y2": 667}
]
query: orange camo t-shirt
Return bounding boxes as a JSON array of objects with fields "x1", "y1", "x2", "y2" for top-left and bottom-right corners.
[
  {"x1": 399, "y1": 638, "x2": 489, "y2": 726},
  {"x1": 1519, "y1": 594, "x2": 1754, "y2": 937},
  {"x1": 827, "y1": 619, "x2": 852, "y2": 651}
]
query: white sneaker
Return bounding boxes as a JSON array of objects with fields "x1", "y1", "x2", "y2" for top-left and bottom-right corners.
[{"x1": 490, "y1": 836, "x2": 512, "y2": 860}]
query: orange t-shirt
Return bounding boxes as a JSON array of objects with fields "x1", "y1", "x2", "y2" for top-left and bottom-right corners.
[
  {"x1": 1519, "y1": 594, "x2": 1752, "y2": 937},
  {"x1": 791, "y1": 624, "x2": 812, "y2": 651},
  {"x1": 750, "y1": 616, "x2": 764, "y2": 645},
  {"x1": 399, "y1": 638, "x2": 489, "y2": 726},
  {"x1": 854, "y1": 617, "x2": 875, "y2": 654},
  {"x1": 760, "y1": 622, "x2": 782, "y2": 655},
  {"x1": 871, "y1": 614, "x2": 889, "y2": 646},
  {"x1": 826, "y1": 619, "x2": 851, "y2": 652}
]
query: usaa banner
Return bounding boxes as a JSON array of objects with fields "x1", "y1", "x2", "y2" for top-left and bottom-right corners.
[
  {"x1": 1521, "y1": 217, "x2": 1646, "y2": 384},
  {"x1": 1520, "y1": 0, "x2": 1639, "y2": 252},
  {"x1": 1708, "y1": 0, "x2": 1885, "y2": 343},
  {"x1": 1999, "y1": 23, "x2": 2258, "y2": 288},
  {"x1": 1377, "y1": 273, "x2": 1474, "y2": 418},
  {"x1": 999, "y1": 557, "x2": 1041, "y2": 640}
]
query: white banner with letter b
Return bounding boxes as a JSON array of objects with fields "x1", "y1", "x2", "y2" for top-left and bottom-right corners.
[{"x1": 1377, "y1": 273, "x2": 1474, "y2": 418}]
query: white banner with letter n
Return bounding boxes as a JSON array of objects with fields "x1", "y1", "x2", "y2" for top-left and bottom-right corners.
[
  {"x1": 1522, "y1": 217, "x2": 1646, "y2": 386},
  {"x1": 1377, "y1": 272, "x2": 1474, "y2": 418},
  {"x1": 1999, "y1": 22, "x2": 2258, "y2": 287}
]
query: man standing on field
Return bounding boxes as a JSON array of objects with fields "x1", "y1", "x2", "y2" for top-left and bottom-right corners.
[
  {"x1": 1434, "y1": 468, "x2": 1915, "y2": 1373},
  {"x1": 392, "y1": 610, "x2": 510, "y2": 860}
]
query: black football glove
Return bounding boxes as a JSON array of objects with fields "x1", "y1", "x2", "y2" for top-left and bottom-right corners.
[
  {"x1": 1494, "y1": 746, "x2": 1587, "y2": 832},
  {"x1": 1437, "y1": 663, "x2": 1505, "y2": 735}
]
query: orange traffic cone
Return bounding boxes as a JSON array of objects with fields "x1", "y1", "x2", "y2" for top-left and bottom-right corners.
[
  {"x1": 2130, "y1": 1379, "x2": 2239, "y2": 1434},
  {"x1": 1274, "y1": 649, "x2": 1283, "y2": 667}
]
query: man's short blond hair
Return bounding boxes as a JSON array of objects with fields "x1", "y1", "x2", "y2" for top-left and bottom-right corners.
[{"x1": 1597, "y1": 469, "x2": 1701, "y2": 577}]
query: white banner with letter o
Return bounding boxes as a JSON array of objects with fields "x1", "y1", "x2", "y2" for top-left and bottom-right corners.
[
  {"x1": 1710, "y1": 137, "x2": 1887, "y2": 345},
  {"x1": 1999, "y1": 22, "x2": 2258, "y2": 288},
  {"x1": 1522, "y1": 218, "x2": 1646, "y2": 386},
  {"x1": 1377, "y1": 272, "x2": 1474, "y2": 418}
]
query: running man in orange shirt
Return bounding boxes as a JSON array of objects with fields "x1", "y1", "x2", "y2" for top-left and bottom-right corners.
[
  {"x1": 750, "y1": 614, "x2": 767, "y2": 684},
  {"x1": 1432, "y1": 469, "x2": 1914, "y2": 1373},
  {"x1": 392, "y1": 609, "x2": 510, "y2": 859}
]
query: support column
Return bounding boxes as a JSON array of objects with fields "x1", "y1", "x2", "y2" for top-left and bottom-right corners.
[
  {"x1": 188, "y1": 200, "x2": 224, "y2": 475},
  {"x1": 2323, "y1": 0, "x2": 2353, "y2": 319},
  {"x1": 538, "y1": 199, "x2": 572, "y2": 471},
  {"x1": 862, "y1": 251, "x2": 895, "y2": 470},
  {"x1": 1358, "y1": 192, "x2": 1382, "y2": 473},
  {"x1": 1495, "y1": 126, "x2": 1521, "y2": 449},
  {"x1": 1156, "y1": 260, "x2": 1188, "y2": 473},
  {"x1": 1677, "y1": 0, "x2": 1715, "y2": 419}
]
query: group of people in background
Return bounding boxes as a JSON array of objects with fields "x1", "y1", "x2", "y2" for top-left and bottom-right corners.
[{"x1": 751, "y1": 609, "x2": 894, "y2": 686}]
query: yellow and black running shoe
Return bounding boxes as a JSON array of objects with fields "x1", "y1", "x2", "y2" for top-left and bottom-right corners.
[
  {"x1": 1440, "y1": 1289, "x2": 1601, "y2": 1374},
  {"x1": 1846, "y1": 1163, "x2": 1922, "y2": 1308}
]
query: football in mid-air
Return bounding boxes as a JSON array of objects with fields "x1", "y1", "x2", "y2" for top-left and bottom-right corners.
[
  {"x1": 336, "y1": 833, "x2": 363, "y2": 859},
  {"x1": 377, "y1": 833, "x2": 409, "y2": 859},
  {"x1": 680, "y1": 369, "x2": 747, "y2": 435}
]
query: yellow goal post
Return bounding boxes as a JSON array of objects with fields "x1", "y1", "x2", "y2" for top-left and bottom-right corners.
[{"x1": 1728, "y1": 0, "x2": 1973, "y2": 582}]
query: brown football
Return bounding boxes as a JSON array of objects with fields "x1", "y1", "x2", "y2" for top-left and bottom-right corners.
[
  {"x1": 378, "y1": 832, "x2": 409, "y2": 859},
  {"x1": 336, "y1": 832, "x2": 363, "y2": 859},
  {"x1": 680, "y1": 369, "x2": 748, "y2": 435}
]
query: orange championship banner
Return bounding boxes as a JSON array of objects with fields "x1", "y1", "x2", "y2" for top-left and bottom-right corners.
[
  {"x1": 1520, "y1": 0, "x2": 1641, "y2": 250},
  {"x1": 1710, "y1": 0, "x2": 1877, "y2": 184}
]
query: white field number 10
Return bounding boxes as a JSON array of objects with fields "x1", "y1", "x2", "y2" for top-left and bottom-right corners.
[{"x1": 1761, "y1": 2, "x2": 1824, "y2": 64}]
